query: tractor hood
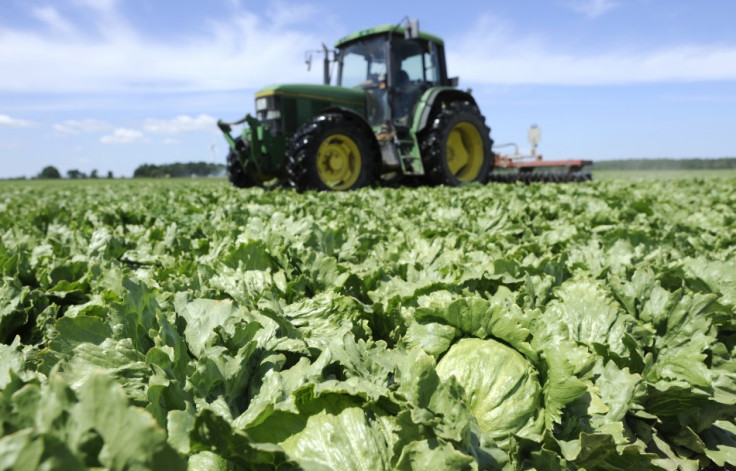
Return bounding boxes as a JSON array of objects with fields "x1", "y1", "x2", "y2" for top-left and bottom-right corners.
[{"x1": 255, "y1": 84, "x2": 366, "y2": 112}]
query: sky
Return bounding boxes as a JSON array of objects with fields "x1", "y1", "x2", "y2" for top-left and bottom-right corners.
[{"x1": 1, "y1": 0, "x2": 735, "y2": 178}]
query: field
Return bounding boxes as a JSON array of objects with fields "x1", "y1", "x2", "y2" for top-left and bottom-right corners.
[
  {"x1": 593, "y1": 169, "x2": 736, "y2": 181},
  {"x1": 1, "y1": 172, "x2": 735, "y2": 470}
]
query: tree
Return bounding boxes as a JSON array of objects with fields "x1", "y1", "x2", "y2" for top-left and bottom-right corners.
[
  {"x1": 107, "y1": 170, "x2": 114, "y2": 179},
  {"x1": 90, "y1": 169, "x2": 99, "y2": 179},
  {"x1": 37, "y1": 166, "x2": 61, "y2": 179},
  {"x1": 132, "y1": 162, "x2": 225, "y2": 178},
  {"x1": 67, "y1": 169, "x2": 87, "y2": 179}
]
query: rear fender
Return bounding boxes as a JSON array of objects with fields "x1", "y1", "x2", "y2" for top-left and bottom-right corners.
[
  {"x1": 394, "y1": 88, "x2": 480, "y2": 175},
  {"x1": 411, "y1": 87, "x2": 479, "y2": 135}
]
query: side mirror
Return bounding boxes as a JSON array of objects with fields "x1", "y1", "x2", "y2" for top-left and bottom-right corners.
[
  {"x1": 405, "y1": 19, "x2": 419, "y2": 39},
  {"x1": 448, "y1": 77, "x2": 459, "y2": 87}
]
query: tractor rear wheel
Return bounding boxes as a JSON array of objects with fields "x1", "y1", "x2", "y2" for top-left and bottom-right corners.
[
  {"x1": 287, "y1": 113, "x2": 377, "y2": 192},
  {"x1": 420, "y1": 101, "x2": 492, "y2": 186},
  {"x1": 227, "y1": 138, "x2": 279, "y2": 188}
]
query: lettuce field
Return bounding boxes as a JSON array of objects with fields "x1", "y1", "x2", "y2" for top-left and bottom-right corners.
[{"x1": 1, "y1": 175, "x2": 735, "y2": 470}]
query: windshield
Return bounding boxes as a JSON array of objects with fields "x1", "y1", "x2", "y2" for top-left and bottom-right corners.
[
  {"x1": 338, "y1": 37, "x2": 387, "y2": 89},
  {"x1": 392, "y1": 38, "x2": 441, "y2": 84}
]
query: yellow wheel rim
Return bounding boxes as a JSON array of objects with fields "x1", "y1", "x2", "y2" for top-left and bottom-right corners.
[
  {"x1": 445, "y1": 122, "x2": 484, "y2": 182},
  {"x1": 316, "y1": 133, "x2": 362, "y2": 190}
]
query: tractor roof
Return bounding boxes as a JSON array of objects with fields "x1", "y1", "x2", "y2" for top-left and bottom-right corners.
[{"x1": 334, "y1": 24, "x2": 444, "y2": 49}]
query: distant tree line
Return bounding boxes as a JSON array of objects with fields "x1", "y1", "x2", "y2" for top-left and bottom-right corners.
[
  {"x1": 594, "y1": 158, "x2": 736, "y2": 171},
  {"x1": 35, "y1": 166, "x2": 113, "y2": 179},
  {"x1": 133, "y1": 162, "x2": 225, "y2": 178},
  {"x1": 27, "y1": 163, "x2": 224, "y2": 180}
]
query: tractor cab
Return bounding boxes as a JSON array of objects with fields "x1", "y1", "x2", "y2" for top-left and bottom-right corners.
[{"x1": 333, "y1": 23, "x2": 451, "y2": 130}]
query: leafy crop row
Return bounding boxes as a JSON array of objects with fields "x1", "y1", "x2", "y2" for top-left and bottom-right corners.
[{"x1": 0, "y1": 178, "x2": 734, "y2": 469}]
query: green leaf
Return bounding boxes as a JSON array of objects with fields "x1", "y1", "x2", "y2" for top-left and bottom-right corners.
[
  {"x1": 402, "y1": 321, "x2": 457, "y2": 358},
  {"x1": 0, "y1": 337, "x2": 35, "y2": 389},
  {"x1": 108, "y1": 277, "x2": 161, "y2": 353},
  {"x1": 175, "y1": 297, "x2": 245, "y2": 358},
  {"x1": 68, "y1": 374, "x2": 185, "y2": 469},
  {"x1": 48, "y1": 337, "x2": 150, "y2": 405},
  {"x1": 683, "y1": 258, "x2": 736, "y2": 309},
  {"x1": 535, "y1": 279, "x2": 634, "y2": 357},
  {"x1": 540, "y1": 341, "x2": 591, "y2": 427},
  {"x1": 280, "y1": 406, "x2": 392, "y2": 470},
  {"x1": 411, "y1": 287, "x2": 536, "y2": 360},
  {"x1": 0, "y1": 280, "x2": 29, "y2": 344},
  {"x1": 394, "y1": 439, "x2": 475, "y2": 470},
  {"x1": 189, "y1": 408, "x2": 296, "y2": 469},
  {"x1": 0, "y1": 430, "x2": 64, "y2": 471},
  {"x1": 700, "y1": 420, "x2": 736, "y2": 468},
  {"x1": 48, "y1": 315, "x2": 112, "y2": 353}
]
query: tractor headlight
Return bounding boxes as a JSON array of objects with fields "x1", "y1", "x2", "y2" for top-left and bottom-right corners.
[
  {"x1": 254, "y1": 95, "x2": 283, "y2": 136},
  {"x1": 256, "y1": 97, "x2": 268, "y2": 112}
]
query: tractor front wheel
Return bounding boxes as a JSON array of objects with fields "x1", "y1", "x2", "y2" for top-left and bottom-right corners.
[
  {"x1": 227, "y1": 138, "x2": 279, "y2": 188},
  {"x1": 287, "y1": 113, "x2": 378, "y2": 192},
  {"x1": 420, "y1": 101, "x2": 493, "y2": 186}
]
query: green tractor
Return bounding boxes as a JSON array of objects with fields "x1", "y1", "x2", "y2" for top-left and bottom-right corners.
[{"x1": 218, "y1": 19, "x2": 493, "y2": 191}]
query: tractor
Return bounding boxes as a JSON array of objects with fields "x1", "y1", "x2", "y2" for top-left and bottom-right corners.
[{"x1": 218, "y1": 19, "x2": 494, "y2": 191}]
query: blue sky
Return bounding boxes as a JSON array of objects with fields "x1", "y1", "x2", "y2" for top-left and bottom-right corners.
[{"x1": 1, "y1": 0, "x2": 735, "y2": 178}]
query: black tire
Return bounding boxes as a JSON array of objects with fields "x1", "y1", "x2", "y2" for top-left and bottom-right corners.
[
  {"x1": 420, "y1": 101, "x2": 493, "y2": 186},
  {"x1": 227, "y1": 138, "x2": 279, "y2": 188},
  {"x1": 226, "y1": 138, "x2": 251, "y2": 188},
  {"x1": 286, "y1": 113, "x2": 378, "y2": 192}
]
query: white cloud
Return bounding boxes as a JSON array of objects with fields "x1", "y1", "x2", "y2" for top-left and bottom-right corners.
[
  {"x1": 53, "y1": 119, "x2": 111, "y2": 136},
  {"x1": 143, "y1": 114, "x2": 217, "y2": 134},
  {"x1": 266, "y1": 1, "x2": 319, "y2": 28},
  {"x1": 449, "y1": 17, "x2": 736, "y2": 86},
  {"x1": 0, "y1": 114, "x2": 33, "y2": 127},
  {"x1": 1, "y1": 3, "x2": 734, "y2": 94},
  {"x1": 100, "y1": 128, "x2": 147, "y2": 144},
  {"x1": 73, "y1": 0, "x2": 119, "y2": 12},
  {"x1": 31, "y1": 7, "x2": 76, "y2": 35},
  {"x1": 0, "y1": 3, "x2": 328, "y2": 94},
  {"x1": 453, "y1": 45, "x2": 736, "y2": 85},
  {"x1": 163, "y1": 138, "x2": 180, "y2": 145},
  {"x1": 563, "y1": 0, "x2": 618, "y2": 19}
]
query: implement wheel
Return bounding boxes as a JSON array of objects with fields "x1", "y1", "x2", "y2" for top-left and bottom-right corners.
[
  {"x1": 227, "y1": 138, "x2": 279, "y2": 188},
  {"x1": 287, "y1": 113, "x2": 378, "y2": 192},
  {"x1": 420, "y1": 101, "x2": 493, "y2": 186}
]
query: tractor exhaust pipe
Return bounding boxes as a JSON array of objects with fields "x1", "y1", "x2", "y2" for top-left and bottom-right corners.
[
  {"x1": 322, "y1": 43, "x2": 330, "y2": 85},
  {"x1": 305, "y1": 44, "x2": 333, "y2": 85}
]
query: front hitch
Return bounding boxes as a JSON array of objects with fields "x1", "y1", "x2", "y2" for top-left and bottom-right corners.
[
  {"x1": 217, "y1": 114, "x2": 275, "y2": 175},
  {"x1": 217, "y1": 115, "x2": 252, "y2": 151}
]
